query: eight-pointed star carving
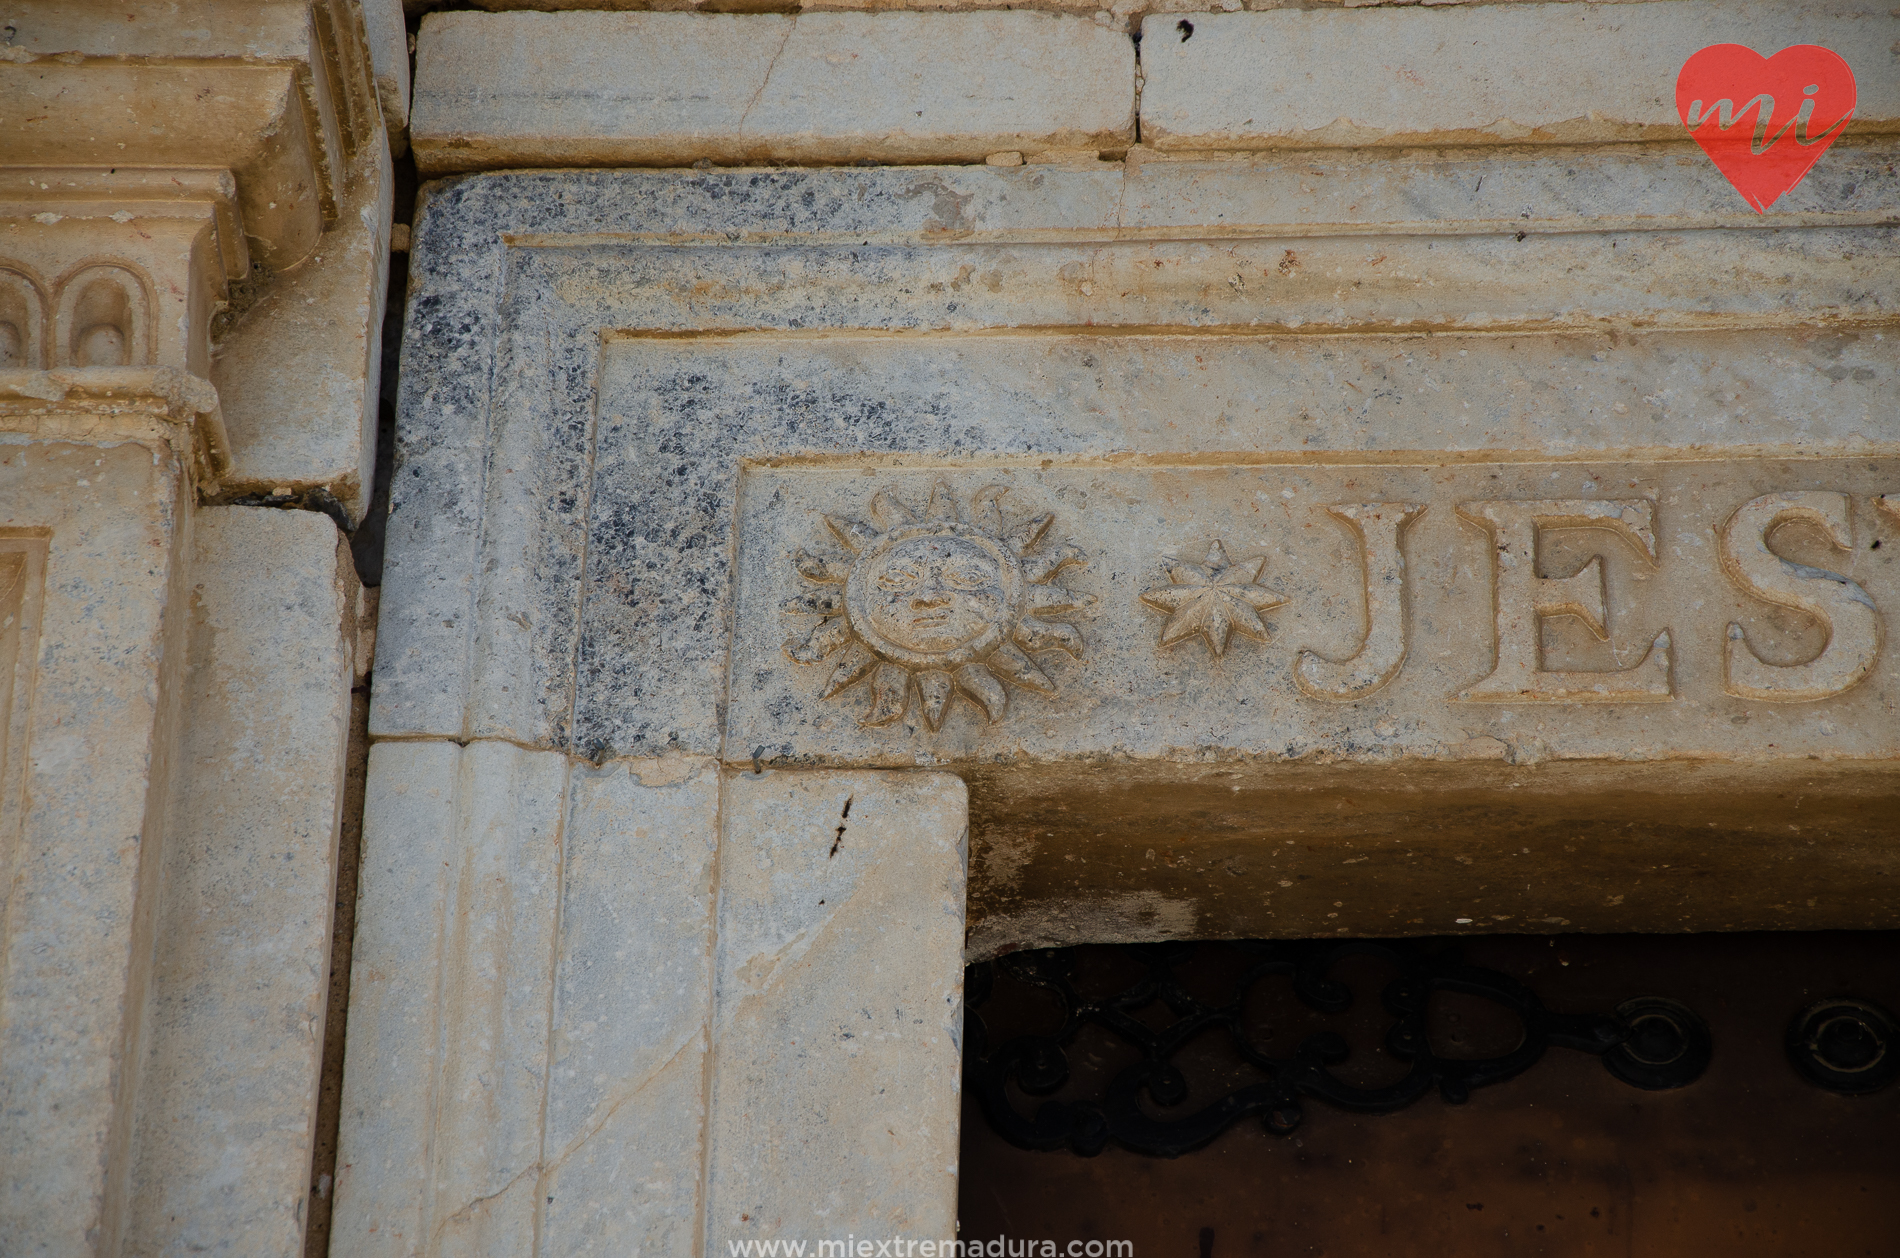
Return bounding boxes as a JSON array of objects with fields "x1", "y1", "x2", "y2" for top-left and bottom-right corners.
[{"x1": 1139, "y1": 540, "x2": 1286, "y2": 656}]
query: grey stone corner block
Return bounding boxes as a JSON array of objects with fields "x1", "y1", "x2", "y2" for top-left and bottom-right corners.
[
  {"x1": 1140, "y1": 1, "x2": 1900, "y2": 150},
  {"x1": 410, "y1": 9, "x2": 1138, "y2": 173}
]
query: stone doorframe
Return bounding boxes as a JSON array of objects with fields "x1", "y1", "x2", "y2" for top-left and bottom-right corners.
[{"x1": 333, "y1": 161, "x2": 1898, "y2": 1257}]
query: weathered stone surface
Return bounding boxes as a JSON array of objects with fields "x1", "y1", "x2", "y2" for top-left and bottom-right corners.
[
  {"x1": 213, "y1": 142, "x2": 393, "y2": 520},
  {"x1": 331, "y1": 739, "x2": 568, "y2": 1257},
  {"x1": 539, "y1": 755, "x2": 720, "y2": 1258},
  {"x1": 373, "y1": 155, "x2": 1897, "y2": 995},
  {"x1": 465, "y1": 0, "x2": 1225, "y2": 22},
  {"x1": 2, "y1": 2, "x2": 395, "y2": 514},
  {"x1": 0, "y1": 368, "x2": 229, "y2": 489},
  {"x1": 1140, "y1": 3, "x2": 1900, "y2": 151},
  {"x1": 961, "y1": 757, "x2": 1900, "y2": 958},
  {"x1": 127, "y1": 506, "x2": 354, "y2": 1258},
  {"x1": 371, "y1": 161, "x2": 1898, "y2": 753},
  {"x1": 0, "y1": 0, "x2": 388, "y2": 271},
  {"x1": 331, "y1": 744, "x2": 720, "y2": 1258},
  {"x1": 0, "y1": 436, "x2": 190, "y2": 1255},
  {"x1": 361, "y1": 0, "x2": 412, "y2": 145},
  {"x1": 410, "y1": 10, "x2": 1136, "y2": 172},
  {"x1": 0, "y1": 168, "x2": 238, "y2": 376},
  {"x1": 708, "y1": 770, "x2": 967, "y2": 1245}
]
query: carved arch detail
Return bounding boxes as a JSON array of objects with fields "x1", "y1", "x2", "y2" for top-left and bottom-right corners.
[
  {"x1": 0, "y1": 264, "x2": 50, "y2": 370},
  {"x1": 53, "y1": 262, "x2": 154, "y2": 368}
]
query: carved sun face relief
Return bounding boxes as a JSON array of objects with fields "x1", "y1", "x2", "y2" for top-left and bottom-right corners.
[{"x1": 784, "y1": 481, "x2": 1094, "y2": 730}]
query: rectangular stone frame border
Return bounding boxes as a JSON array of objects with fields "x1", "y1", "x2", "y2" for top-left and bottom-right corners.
[{"x1": 350, "y1": 157, "x2": 1899, "y2": 1257}]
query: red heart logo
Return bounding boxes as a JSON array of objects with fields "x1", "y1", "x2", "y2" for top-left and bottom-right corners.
[{"x1": 1676, "y1": 43, "x2": 1856, "y2": 213}]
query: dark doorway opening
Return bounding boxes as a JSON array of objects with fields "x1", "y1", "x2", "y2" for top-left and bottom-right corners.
[{"x1": 959, "y1": 932, "x2": 1900, "y2": 1258}]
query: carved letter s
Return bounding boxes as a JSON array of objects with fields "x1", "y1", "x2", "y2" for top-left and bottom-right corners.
[{"x1": 1720, "y1": 491, "x2": 1881, "y2": 702}]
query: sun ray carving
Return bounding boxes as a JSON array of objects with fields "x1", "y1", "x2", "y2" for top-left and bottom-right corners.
[{"x1": 783, "y1": 481, "x2": 1095, "y2": 730}]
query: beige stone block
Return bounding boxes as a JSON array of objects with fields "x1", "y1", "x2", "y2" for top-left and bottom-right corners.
[
  {"x1": 213, "y1": 142, "x2": 393, "y2": 520},
  {"x1": 362, "y1": 0, "x2": 413, "y2": 144},
  {"x1": 410, "y1": 11, "x2": 1136, "y2": 172},
  {"x1": 0, "y1": 0, "x2": 320, "y2": 61},
  {"x1": 0, "y1": 59, "x2": 328, "y2": 272},
  {"x1": 708, "y1": 771, "x2": 967, "y2": 1245},
  {"x1": 1140, "y1": 3, "x2": 1900, "y2": 150},
  {"x1": 0, "y1": 168, "x2": 247, "y2": 378},
  {"x1": 125, "y1": 506, "x2": 355, "y2": 1258},
  {"x1": 0, "y1": 436, "x2": 191, "y2": 1256},
  {"x1": 0, "y1": 368, "x2": 229, "y2": 490}
]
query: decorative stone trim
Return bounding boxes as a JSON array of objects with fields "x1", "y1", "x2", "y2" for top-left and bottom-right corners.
[{"x1": 0, "y1": 366, "x2": 231, "y2": 487}]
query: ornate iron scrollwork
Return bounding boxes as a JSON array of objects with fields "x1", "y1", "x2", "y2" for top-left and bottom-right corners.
[{"x1": 965, "y1": 940, "x2": 1713, "y2": 1158}]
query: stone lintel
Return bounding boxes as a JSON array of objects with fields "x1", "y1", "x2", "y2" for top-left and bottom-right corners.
[
  {"x1": 1140, "y1": 2, "x2": 1900, "y2": 152},
  {"x1": 410, "y1": 10, "x2": 1138, "y2": 173},
  {"x1": 962, "y1": 757, "x2": 1900, "y2": 959}
]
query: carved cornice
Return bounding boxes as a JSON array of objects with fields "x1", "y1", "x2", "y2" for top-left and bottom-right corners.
[
  {"x1": 0, "y1": 368, "x2": 230, "y2": 488},
  {"x1": 0, "y1": 0, "x2": 387, "y2": 272}
]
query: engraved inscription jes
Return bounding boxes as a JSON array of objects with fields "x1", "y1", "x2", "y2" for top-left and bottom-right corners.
[
  {"x1": 779, "y1": 479, "x2": 1894, "y2": 733},
  {"x1": 784, "y1": 481, "x2": 1096, "y2": 730},
  {"x1": 1131, "y1": 490, "x2": 1889, "y2": 706}
]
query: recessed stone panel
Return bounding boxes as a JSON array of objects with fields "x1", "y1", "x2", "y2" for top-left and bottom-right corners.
[{"x1": 566, "y1": 326, "x2": 1893, "y2": 761}]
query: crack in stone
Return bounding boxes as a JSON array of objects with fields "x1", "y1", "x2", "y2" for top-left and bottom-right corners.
[
  {"x1": 543, "y1": 1032, "x2": 704, "y2": 1177},
  {"x1": 431, "y1": 1163, "x2": 538, "y2": 1249},
  {"x1": 737, "y1": 20, "x2": 797, "y2": 137}
]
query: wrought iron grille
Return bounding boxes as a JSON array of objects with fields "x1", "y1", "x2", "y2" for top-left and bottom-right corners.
[{"x1": 964, "y1": 940, "x2": 1715, "y2": 1158}]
